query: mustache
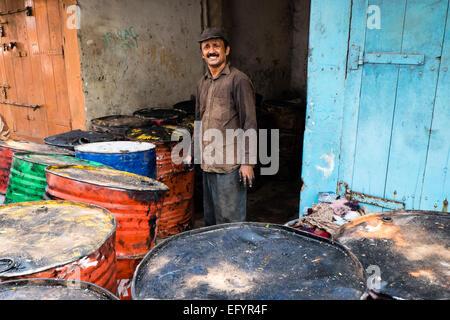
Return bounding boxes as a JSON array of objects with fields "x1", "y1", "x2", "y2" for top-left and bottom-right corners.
[{"x1": 207, "y1": 53, "x2": 219, "y2": 58}]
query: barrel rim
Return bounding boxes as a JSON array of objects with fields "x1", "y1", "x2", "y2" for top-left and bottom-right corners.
[
  {"x1": 74, "y1": 140, "x2": 156, "y2": 154},
  {"x1": 133, "y1": 107, "x2": 187, "y2": 120},
  {"x1": 0, "y1": 140, "x2": 74, "y2": 156},
  {"x1": 130, "y1": 221, "x2": 368, "y2": 300},
  {"x1": 45, "y1": 165, "x2": 169, "y2": 192},
  {"x1": 10, "y1": 152, "x2": 110, "y2": 168},
  {"x1": 0, "y1": 200, "x2": 117, "y2": 279},
  {"x1": 74, "y1": 140, "x2": 156, "y2": 153},
  {"x1": 91, "y1": 114, "x2": 154, "y2": 128},
  {"x1": 0, "y1": 278, "x2": 120, "y2": 300}
]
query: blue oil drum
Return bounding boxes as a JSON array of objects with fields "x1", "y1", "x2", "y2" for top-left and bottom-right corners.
[{"x1": 75, "y1": 141, "x2": 156, "y2": 178}]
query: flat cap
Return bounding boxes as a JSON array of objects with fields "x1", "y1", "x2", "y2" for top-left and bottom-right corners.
[{"x1": 198, "y1": 27, "x2": 228, "y2": 44}]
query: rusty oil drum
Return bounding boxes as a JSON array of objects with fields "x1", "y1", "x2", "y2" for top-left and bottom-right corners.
[
  {"x1": 131, "y1": 222, "x2": 367, "y2": 300},
  {"x1": 334, "y1": 210, "x2": 450, "y2": 300},
  {"x1": 126, "y1": 125, "x2": 195, "y2": 238},
  {"x1": 0, "y1": 201, "x2": 117, "y2": 293},
  {"x1": 44, "y1": 165, "x2": 168, "y2": 299},
  {"x1": 0, "y1": 279, "x2": 119, "y2": 300},
  {"x1": 0, "y1": 140, "x2": 73, "y2": 194}
]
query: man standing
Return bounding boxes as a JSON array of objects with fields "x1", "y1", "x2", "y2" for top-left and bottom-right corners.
[{"x1": 186, "y1": 27, "x2": 257, "y2": 226}]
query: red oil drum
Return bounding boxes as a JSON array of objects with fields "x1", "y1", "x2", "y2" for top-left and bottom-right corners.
[
  {"x1": 126, "y1": 125, "x2": 195, "y2": 238},
  {"x1": 115, "y1": 256, "x2": 143, "y2": 300},
  {"x1": 44, "y1": 165, "x2": 168, "y2": 299},
  {"x1": 0, "y1": 201, "x2": 117, "y2": 293},
  {"x1": 0, "y1": 140, "x2": 72, "y2": 194}
]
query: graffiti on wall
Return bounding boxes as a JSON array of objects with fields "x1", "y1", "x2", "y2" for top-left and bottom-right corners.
[{"x1": 104, "y1": 27, "x2": 140, "y2": 54}]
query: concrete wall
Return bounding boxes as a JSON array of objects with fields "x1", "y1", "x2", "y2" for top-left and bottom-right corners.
[
  {"x1": 77, "y1": 0, "x2": 203, "y2": 126},
  {"x1": 211, "y1": 0, "x2": 310, "y2": 101},
  {"x1": 222, "y1": 0, "x2": 294, "y2": 100}
]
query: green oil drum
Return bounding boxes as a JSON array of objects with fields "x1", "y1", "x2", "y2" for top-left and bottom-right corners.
[{"x1": 4, "y1": 153, "x2": 110, "y2": 204}]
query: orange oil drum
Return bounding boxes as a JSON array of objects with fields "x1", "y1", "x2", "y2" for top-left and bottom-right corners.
[
  {"x1": 0, "y1": 201, "x2": 117, "y2": 293},
  {"x1": 44, "y1": 165, "x2": 168, "y2": 298},
  {"x1": 126, "y1": 125, "x2": 196, "y2": 238},
  {"x1": 0, "y1": 140, "x2": 73, "y2": 194},
  {"x1": 115, "y1": 256, "x2": 143, "y2": 300}
]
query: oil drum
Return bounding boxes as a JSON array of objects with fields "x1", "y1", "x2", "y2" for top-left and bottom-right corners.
[
  {"x1": 334, "y1": 210, "x2": 450, "y2": 300},
  {"x1": 0, "y1": 200, "x2": 117, "y2": 293},
  {"x1": 4, "y1": 153, "x2": 110, "y2": 204},
  {"x1": 133, "y1": 107, "x2": 186, "y2": 126},
  {"x1": 44, "y1": 129, "x2": 117, "y2": 151},
  {"x1": 90, "y1": 115, "x2": 154, "y2": 139},
  {"x1": 75, "y1": 141, "x2": 157, "y2": 179},
  {"x1": 126, "y1": 125, "x2": 195, "y2": 238},
  {"x1": 0, "y1": 140, "x2": 73, "y2": 194},
  {"x1": 0, "y1": 279, "x2": 119, "y2": 300},
  {"x1": 44, "y1": 165, "x2": 168, "y2": 299},
  {"x1": 131, "y1": 222, "x2": 367, "y2": 300}
]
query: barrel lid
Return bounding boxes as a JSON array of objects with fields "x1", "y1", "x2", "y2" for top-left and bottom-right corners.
[
  {"x1": 126, "y1": 125, "x2": 189, "y2": 143},
  {"x1": 74, "y1": 141, "x2": 155, "y2": 154},
  {"x1": 13, "y1": 153, "x2": 110, "y2": 168},
  {"x1": 91, "y1": 115, "x2": 153, "y2": 132},
  {"x1": 0, "y1": 201, "x2": 116, "y2": 279},
  {"x1": 334, "y1": 210, "x2": 450, "y2": 300},
  {"x1": 133, "y1": 107, "x2": 186, "y2": 121},
  {"x1": 45, "y1": 165, "x2": 169, "y2": 192},
  {"x1": 0, "y1": 279, "x2": 119, "y2": 300},
  {"x1": 0, "y1": 139, "x2": 73, "y2": 155},
  {"x1": 131, "y1": 222, "x2": 367, "y2": 300},
  {"x1": 44, "y1": 130, "x2": 117, "y2": 151}
]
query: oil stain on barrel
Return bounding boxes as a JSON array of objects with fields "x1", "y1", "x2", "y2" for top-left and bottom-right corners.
[{"x1": 0, "y1": 200, "x2": 118, "y2": 293}]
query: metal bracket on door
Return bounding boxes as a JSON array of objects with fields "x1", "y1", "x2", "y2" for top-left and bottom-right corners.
[
  {"x1": 0, "y1": 6, "x2": 32, "y2": 17},
  {"x1": 349, "y1": 45, "x2": 425, "y2": 70},
  {"x1": 337, "y1": 181, "x2": 405, "y2": 210},
  {"x1": 0, "y1": 101, "x2": 40, "y2": 110}
]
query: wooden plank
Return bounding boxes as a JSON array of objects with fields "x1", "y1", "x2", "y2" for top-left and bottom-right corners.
[
  {"x1": 299, "y1": 0, "x2": 351, "y2": 215},
  {"x1": 350, "y1": 0, "x2": 407, "y2": 207},
  {"x1": 384, "y1": 0, "x2": 448, "y2": 209},
  {"x1": 25, "y1": 0, "x2": 50, "y2": 139},
  {"x1": 34, "y1": 0, "x2": 67, "y2": 136},
  {"x1": 46, "y1": 0, "x2": 70, "y2": 129},
  {"x1": 420, "y1": 3, "x2": 450, "y2": 212},
  {"x1": 60, "y1": 0, "x2": 85, "y2": 130},
  {"x1": 338, "y1": 0, "x2": 369, "y2": 188},
  {"x1": 0, "y1": 0, "x2": 14, "y2": 132},
  {"x1": 2, "y1": 0, "x2": 28, "y2": 136}
]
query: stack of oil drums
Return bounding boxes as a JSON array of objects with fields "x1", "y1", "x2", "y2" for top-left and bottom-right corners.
[
  {"x1": 259, "y1": 99, "x2": 305, "y2": 180},
  {"x1": 0, "y1": 134, "x2": 169, "y2": 300}
]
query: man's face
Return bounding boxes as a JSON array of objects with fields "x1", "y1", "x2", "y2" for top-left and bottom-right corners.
[{"x1": 201, "y1": 38, "x2": 230, "y2": 68}]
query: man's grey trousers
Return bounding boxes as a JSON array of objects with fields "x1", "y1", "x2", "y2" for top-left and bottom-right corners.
[{"x1": 202, "y1": 168, "x2": 247, "y2": 226}]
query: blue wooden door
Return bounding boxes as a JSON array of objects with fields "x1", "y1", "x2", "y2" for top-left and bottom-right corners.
[
  {"x1": 300, "y1": 0, "x2": 449, "y2": 215},
  {"x1": 339, "y1": 0, "x2": 449, "y2": 212}
]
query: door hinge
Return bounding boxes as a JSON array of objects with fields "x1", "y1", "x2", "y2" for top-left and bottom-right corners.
[{"x1": 349, "y1": 45, "x2": 425, "y2": 70}]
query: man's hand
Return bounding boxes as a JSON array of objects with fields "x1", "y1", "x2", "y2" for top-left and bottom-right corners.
[{"x1": 239, "y1": 165, "x2": 255, "y2": 188}]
